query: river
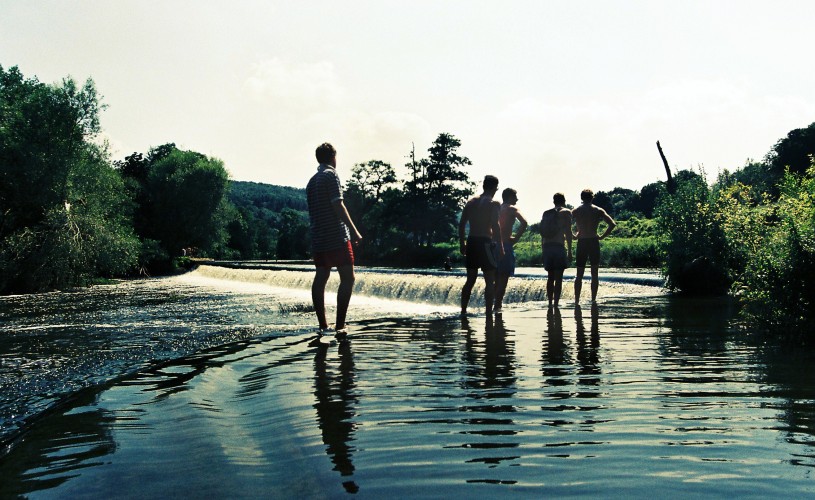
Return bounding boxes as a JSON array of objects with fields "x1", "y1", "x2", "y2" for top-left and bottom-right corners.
[{"x1": 1, "y1": 265, "x2": 814, "y2": 498}]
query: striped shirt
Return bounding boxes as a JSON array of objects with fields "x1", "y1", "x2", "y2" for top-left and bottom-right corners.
[{"x1": 306, "y1": 164, "x2": 350, "y2": 252}]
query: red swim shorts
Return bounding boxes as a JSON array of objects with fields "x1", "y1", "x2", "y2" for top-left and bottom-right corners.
[{"x1": 313, "y1": 241, "x2": 354, "y2": 268}]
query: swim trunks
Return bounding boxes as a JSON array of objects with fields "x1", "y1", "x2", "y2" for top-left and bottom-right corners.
[
  {"x1": 575, "y1": 237, "x2": 600, "y2": 268},
  {"x1": 497, "y1": 241, "x2": 515, "y2": 276},
  {"x1": 543, "y1": 242, "x2": 568, "y2": 271},
  {"x1": 466, "y1": 236, "x2": 498, "y2": 271},
  {"x1": 313, "y1": 240, "x2": 354, "y2": 268}
]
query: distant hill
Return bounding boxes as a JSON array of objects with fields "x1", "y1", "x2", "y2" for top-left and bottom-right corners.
[{"x1": 228, "y1": 180, "x2": 307, "y2": 214}]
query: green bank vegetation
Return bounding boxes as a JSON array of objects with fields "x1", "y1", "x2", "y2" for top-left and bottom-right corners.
[{"x1": 2, "y1": 65, "x2": 814, "y2": 331}]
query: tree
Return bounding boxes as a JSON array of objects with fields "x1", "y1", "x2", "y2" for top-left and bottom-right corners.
[
  {"x1": 0, "y1": 65, "x2": 138, "y2": 293},
  {"x1": 143, "y1": 148, "x2": 231, "y2": 258},
  {"x1": 403, "y1": 133, "x2": 474, "y2": 246},
  {"x1": 344, "y1": 160, "x2": 400, "y2": 258},
  {"x1": 766, "y1": 122, "x2": 815, "y2": 176},
  {"x1": 276, "y1": 207, "x2": 309, "y2": 259}
]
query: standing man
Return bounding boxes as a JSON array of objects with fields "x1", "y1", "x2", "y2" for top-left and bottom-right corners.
[
  {"x1": 540, "y1": 192, "x2": 573, "y2": 308},
  {"x1": 572, "y1": 189, "x2": 616, "y2": 303},
  {"x1": 459, "y1": 175, "x2": 504, "y2": 316},
  {"x1": 306, "y1": 142, "x2": 363, "y2": 336},
  {"x1": 494, "y1": 188, "x2": 528, "y2": 314}
]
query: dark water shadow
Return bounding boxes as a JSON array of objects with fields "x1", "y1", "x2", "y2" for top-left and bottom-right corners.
[{"x1": 313, "y1": 339, "x2": 359, "y2": 493}]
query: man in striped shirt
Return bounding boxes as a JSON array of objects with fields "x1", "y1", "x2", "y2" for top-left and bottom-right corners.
[{"x1": 307, "y1": 143, "x2": 363, "y2": 337}]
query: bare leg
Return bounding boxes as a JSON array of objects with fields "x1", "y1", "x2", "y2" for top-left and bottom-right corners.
[
  {"x1": 312, "y1": 267, "x2": 331, "y2": 330},
  {"x1": 484, "y1": 269, "x2": 497, "y2": 315},
  {"x1": 574, "y1": 266, "x2": 585, "y2": 304},
  {"x1": 552, "y1": 268, "x2": 565, "y2": 306},
  {"x1": 495, "y1": 272, "x2": 510, "y2": 310},
  {"x1": 335, "y1": 264, "x2": 356, "y2": 330},
  {"x1": 461, "y1": 268, "x2": 478, "y2": 315},
  {"x1": 546, "y1": 274, "x2": 554, "y2": 306},
  {"x1": 590, "y1": 265, "x2": 599, "y2": 302}
]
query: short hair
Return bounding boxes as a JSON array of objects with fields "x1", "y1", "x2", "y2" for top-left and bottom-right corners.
[
  {"x1": 553, "y1": 192, "x2": 565, "y2": 205},
  {"x1": 315, "y1": 142, "x2": 336, "y2": 164},
  {"x1": 502, "y1": 188, "x2": 517, "y2": 202},
  {"x1": 483, "y1": 175, "x2": 499, "y2": 191},
  {"x1": 581, "y1": 189, "x2": 594, "y2": 202}
]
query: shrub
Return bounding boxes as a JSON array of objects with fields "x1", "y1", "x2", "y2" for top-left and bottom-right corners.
[{"x1": 655, "y1": 173, "x2": 731, "y2": 294}]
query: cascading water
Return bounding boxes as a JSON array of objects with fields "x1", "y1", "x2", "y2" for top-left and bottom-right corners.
[{"x1": 192, "y1": 263, "x2": 662, "y2": 307}]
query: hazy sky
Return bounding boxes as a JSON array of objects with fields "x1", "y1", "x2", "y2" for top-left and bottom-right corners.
[{"x1": 3, "y1": 1, "x2": 814, "y2": 217}]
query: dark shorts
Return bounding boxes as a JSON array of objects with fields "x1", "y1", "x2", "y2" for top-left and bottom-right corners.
[
  {"x1": 543, "y1": 242, "x2": 568, "y2": 271},
  {"x1": 576, "y1": 238, "x2": 600, "y2": 268},
  {"x1": 466, "y1": 236, "x2": 498, "y2": 271},
  {"x1": 497, "y1": 241, "x2": 515, "y2": 276},
  {"x1": 313, "y1": 240, "x2": 354, "y2": 268}
]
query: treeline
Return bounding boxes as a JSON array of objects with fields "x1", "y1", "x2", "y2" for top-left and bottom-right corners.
[
  {"x1": 656, "y1": 122, "x2": 815, "y2": 330},
  {"x1": 4, "y1": 63, "x2": 814, "y2": 330},
  {"x1": 0, "y1": 65, "x2": 311, "y2": 293}
]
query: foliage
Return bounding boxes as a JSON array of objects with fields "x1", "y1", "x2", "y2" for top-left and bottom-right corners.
[
  {"x1": 0, "y1": 65, "x2": 138, "y2": 293},
  {"x1": 342, "y1": 134, "x2": 475, "y2": 264},
  {"x1": 612, "y1": 217, "x2": 658, "y2": 238},
  {"x1": 654, "y1": 170, "x2": 731, "y2": 294},
  {"x1": 117, "y1": 145, "x2": 231, "y2": 265},
  {"x1": 403, "y1": 133, "x2": 475, "y2": 246},
  {"x1": 594, "y1": 182, "x2": 667, "y2": 220},
  {"x1": 276, "y1": 208, "x2": 310, "y2": 259},
  {"x1": 766, "y1": 122, "x2": 815, "y2": 176},
  {"x1": 227, "y1": 180, "x2": 306, "y2": 260},
  {"x1": 736, "y1": 166, "x2": 815, "y2": 329}
]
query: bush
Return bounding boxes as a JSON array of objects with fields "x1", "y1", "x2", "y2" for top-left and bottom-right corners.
[
  {"x1": 655, "y1": 173, "x2": 731, "y2": 294},
  {"x1": 738, "y1": 166, "x2": 815, "y2": 329}
]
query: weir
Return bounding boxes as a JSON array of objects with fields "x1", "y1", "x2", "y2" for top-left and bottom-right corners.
[{"x1": 193, "y1": 263, "x2": 664, "y2": 307}]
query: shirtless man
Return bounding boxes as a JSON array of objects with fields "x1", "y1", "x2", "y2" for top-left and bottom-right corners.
[
  {"x1": 494, "y1": 188, "x2": 528, "y2": 314},
  {"x1": 459, "y1": 175, "x2": 504, "y2": 316},
  {"x1": 572, "y1": 189, "x2": 616, "y2": 303},
  {"x1": 540, "y1": 192, "x2": 572, "y2": 308}
]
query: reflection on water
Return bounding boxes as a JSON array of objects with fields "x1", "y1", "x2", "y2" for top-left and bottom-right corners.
[
  {"x1": 2, "y1": 274, "x2": 815, "y2": 497},
  {"x1": 313, "y1": 339, "x2": 359, "y2": 493}
]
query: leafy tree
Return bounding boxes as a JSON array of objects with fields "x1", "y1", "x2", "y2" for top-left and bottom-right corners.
[
  {"x1": 345, "y1": 160, "x2": 400, "y2": 258},
  {"x1": 0, "y1": 65, "x2": 138, "y2": 293},
  {"x1": 654, "y1": 171, "x2": 730, "y2": 294},
  {"x1": 737, "y1": 163, "x2": 815, "y2": 329},
  {"x1": 766, "y1": 122, "x2": 815, "y2": 176},
  {"x1": 142, "y1": 148, "x2": 231, "y2": 258},
  {"x1": 403, "y1": 133, "x2": 474, "y2": 246},
  {"x1": 276, "y1": 207, "x2": 309, "y2": 259}
]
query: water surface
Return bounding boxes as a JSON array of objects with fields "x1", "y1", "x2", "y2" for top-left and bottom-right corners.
[{"x1": 1, "y1": 267, "x2": 814, "y2": 498}]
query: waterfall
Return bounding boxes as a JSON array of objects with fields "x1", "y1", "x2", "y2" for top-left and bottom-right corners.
[
  {"x1": 193, "y1": 265, "x2": 551, "y2": 307},
  {"x1": 191, "y1": 263, "x2": 661, "y2": 308}
]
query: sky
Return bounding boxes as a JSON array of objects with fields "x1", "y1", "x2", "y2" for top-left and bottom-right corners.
[{"x1": 2, "y1": 1, "x2": 815, "y2": 218}]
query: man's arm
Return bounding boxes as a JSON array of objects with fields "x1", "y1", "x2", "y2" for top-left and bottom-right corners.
[
  {"x1": 492, "y1": 201, "x2": 504, "y2": 258},
  {"x1": 511, "y1": 209, "x2": 528, "y2": 244},
  {"x1": 458, "y1": 203, "x2": 470, "y2": 255},
  {"x1": 598, "y1": 208, "x2": 616, "y2": 240},
  {"x1": 561, "y1": 210, "x2": 573, "y2": 258},
  {"x1": 332, "y1": 199, "x2": 363, "y2": 243}
]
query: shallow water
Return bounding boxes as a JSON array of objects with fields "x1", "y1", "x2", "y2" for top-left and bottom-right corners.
[{"x1": 2, "y1": 268, "x2": 815, "y2": 498}]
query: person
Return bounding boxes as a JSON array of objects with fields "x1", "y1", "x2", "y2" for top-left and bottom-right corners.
[
  {"x1": 572, "y1": 188, "x2": 616, "y2": 303},
  {"x1": 459, "y1": 175, "x2": 504, "y2": 316},
  {"x1": 306, "y1": 142, "x2": 363, "y2": 337},
  {"x1": 494, "y1": 188, "x2": 528, "y2": 314},
  {"x1": 540, "y1": 192, "x2": 573, "y2": 308}
]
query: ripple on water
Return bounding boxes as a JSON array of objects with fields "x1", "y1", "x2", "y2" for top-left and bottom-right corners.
[{"x1": 2, "y1": 277, "x2": 815, "y2": 497}]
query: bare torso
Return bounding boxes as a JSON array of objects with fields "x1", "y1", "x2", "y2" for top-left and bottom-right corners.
[
  {"x1": 463, "y1": 195, "x2": 500, "y2": 239},
  {"x1": 572, "y1": 203, "x2": 610, "y2": 239}
]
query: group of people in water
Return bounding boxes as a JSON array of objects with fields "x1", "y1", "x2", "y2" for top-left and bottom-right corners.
[
  {"x1": 306, "y1": 142, "x2": 616, "y2": 337},
  {"x1": 458, "y1": 174, "x2": 616, "y2": 317}
]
